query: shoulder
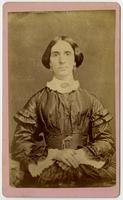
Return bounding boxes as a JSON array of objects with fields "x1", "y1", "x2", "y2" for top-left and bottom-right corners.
[
  {"x1": 78, "y1": 88, "x2": 95, "y2": 105},
  {"x1": 24, "y1": 87, "x2": 48, "y2": 107},
  {"x1": 78, "y1": 88, "x2": 112, "y2": 125},
  {"x1": 14, "y1": 87, "x2": 48, "y2": 122},
  {"x1": 78, "y1": 88, "x2": 108, "y2": 112},
  {"x1": 76, "y1": 88, "x2": 94, "y2": 111},
  {"x1": 79, "y1": 88, "x2": 103, "y2": 106},
  {"x1": 78, "y1": 88, "x2": 94, "y2": 98}
]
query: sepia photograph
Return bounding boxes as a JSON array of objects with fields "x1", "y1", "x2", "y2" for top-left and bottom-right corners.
[{"x1": 2, "y1": 2, "x2": 120, "y2": 198}]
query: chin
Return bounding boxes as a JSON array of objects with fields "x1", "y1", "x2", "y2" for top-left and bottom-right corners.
[{"x1": 59, "y1": 70, "x2": 71, "y2": 75}]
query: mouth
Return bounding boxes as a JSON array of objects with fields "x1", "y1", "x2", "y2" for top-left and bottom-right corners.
[
  {"x1": 60, "y1": 68, "x2": 66, "y2": 71},
  {"x1": 58, "y1": 67, "x2": 67, "y2": 71}
]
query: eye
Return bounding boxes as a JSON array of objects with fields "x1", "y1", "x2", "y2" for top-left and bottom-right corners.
[
  {"x1": 65, "y1": 51, "x2": 72, "y2": 56},
  {"x1": 51, "y1": 52, "x2": 59, "y2": 57}
]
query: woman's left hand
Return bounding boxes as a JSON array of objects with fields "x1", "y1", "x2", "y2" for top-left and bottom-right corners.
[
  {"x1": 56, "y1": 161, "x2": 70, "y2": 171},
  {"x1": 48, "y1": 148, "x2": 79, "y2": 168},
  {"x1": 75, "y1": 149, "x2": 105, "y2": 169},
  {"x1": 75, "y1": 148, "x2": 90, "y2": 164}
]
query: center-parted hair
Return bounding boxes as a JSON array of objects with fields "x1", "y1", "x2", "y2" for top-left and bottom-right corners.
[{"x1": 42, "y1": 36, "x2": 84, "y2": 68}]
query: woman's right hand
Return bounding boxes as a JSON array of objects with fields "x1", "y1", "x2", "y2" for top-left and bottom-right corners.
[
  {"x1": 49, "y1": 149, "x2": 79, "y2": 168},
  {"x1": 28, "y1": 149, "x2": 80, "y2": 177},
  {"x1": 28, "y1": 159, "x2": 54, "y2": 177},
  {"x1": 28, "y1": 163, "x2": 39, "y2": 177}
]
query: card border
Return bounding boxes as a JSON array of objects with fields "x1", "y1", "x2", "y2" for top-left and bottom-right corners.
[{"x1": 2, "y1": 2, "x2": 120, "y2": 197}]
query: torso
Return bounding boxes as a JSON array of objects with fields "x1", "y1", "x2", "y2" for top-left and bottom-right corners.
[{"x1": 37, "y1": 87, "x2": 92, "y2": 149}]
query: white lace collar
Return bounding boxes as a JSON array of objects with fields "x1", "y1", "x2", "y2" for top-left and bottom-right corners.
[{"x1": 46, "y1": 77, "x2": 80, "y2": 94}]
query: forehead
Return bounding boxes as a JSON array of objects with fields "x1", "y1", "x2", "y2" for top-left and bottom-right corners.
[{"x1": 51, "y1": 40, "x2": 74, "y2": 52}]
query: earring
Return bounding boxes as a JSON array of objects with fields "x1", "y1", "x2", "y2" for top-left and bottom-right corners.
[
  {"x1": 73, "y1": 61, "x2": 76, "y2": 69},
  {"x1": 73, "y1": 65, "x2": 76, "y2": 72},
  {"x1": 73, "y1": 66, "x2": 78, "y2": 79},
  {"x1": 50, "y1": 68, "x2": 53, "y2": 72}
]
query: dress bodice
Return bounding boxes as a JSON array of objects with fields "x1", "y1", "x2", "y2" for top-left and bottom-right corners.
[{"x1": 14, "y1": 87, "x2": 112, "y2": 150}]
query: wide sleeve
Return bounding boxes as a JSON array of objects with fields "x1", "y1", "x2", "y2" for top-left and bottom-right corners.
[
  {"x1": 85, "y1": 94, "x2": 115, "y2": 161},
  {"x1": 11, "y1": 94, "x2": 47, "y2": 169}
]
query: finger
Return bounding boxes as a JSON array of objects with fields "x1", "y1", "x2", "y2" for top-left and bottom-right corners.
[
  {"x1": 64, "y1": 149, "x2": 75, "y2": 157},
  {"x1": 29, "y1": 164, "x2": 39, "y2": 177},
  {"x1": 59, "y1": 162, "x2": 68, "y2": 170},
  {"x1": 57, "y1": 161, "x2": 64, "y2": 168},
  {"x1": 67, "y1": 149, "x2": 76, "y2": 156},
  {"x1": 71, "y1": 155, "x2": 80, "y2": 167},
  {"x1": 65, "y1": 155, "x2": 79, "y2": 168},
  {"x1": 62, "y1": 158, "x2": 72, "y2": 167},
  {"x1": 61, "y1": 162, "x2": 70, "y2": 171}
]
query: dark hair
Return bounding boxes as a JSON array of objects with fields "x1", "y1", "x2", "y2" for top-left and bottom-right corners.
[{"x1": 42, "y1": 36, "x2": 84, "y2": 68}]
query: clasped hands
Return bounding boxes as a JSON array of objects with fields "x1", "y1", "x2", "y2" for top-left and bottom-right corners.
[
  {"x1": 28, "y1": 148, "x2": 88, "y2": 177},
  {"x1": 50, "y1": 148, "x2": 88, "y2": 169}
]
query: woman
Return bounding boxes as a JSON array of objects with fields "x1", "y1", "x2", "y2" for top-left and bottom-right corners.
[{"x1": 11, "y1": 36, "x2": 116, "y2": 188}]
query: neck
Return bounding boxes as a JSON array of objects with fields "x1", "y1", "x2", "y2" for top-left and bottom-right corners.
[
  {"x1": 47, "y1": 75, "x2": 80, "y2": 93},
  {"x1": 54, "y1": 74, "x2": 74, "y2": 82}
]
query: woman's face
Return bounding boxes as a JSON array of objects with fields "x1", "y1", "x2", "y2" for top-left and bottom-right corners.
[{"x1": 50, "y1": 40, "x2": 76, "y2": 78}]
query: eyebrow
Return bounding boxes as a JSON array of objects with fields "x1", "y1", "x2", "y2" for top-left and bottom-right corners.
[
  {"x1": 64, "y1": 51, "x2": 72, "y2": 53},
  {"x1": 51, "y1": 51, "x2": 59, "y2": 53},
  {"x1": 51, "y1": 50, "x2": 72, "y2": 53}
]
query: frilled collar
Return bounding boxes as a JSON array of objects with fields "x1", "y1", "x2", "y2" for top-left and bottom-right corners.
[{"x1": 46, "y1": 77, "x2": 80, "y2": 94}]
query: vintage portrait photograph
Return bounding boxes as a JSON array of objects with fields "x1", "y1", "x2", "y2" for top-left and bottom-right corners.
[{"x1": 2, "y1": 2, "x2": 120, "y2": 198}]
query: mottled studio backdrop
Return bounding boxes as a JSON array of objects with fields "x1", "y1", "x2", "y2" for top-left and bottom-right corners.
[{"x1": 8, "y1": 10, "x2": 115, "y2": 145}]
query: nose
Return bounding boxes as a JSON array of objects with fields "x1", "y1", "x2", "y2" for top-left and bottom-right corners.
[{"x1": 59, "y1": 54, "x2": 65, "y2": 64}]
